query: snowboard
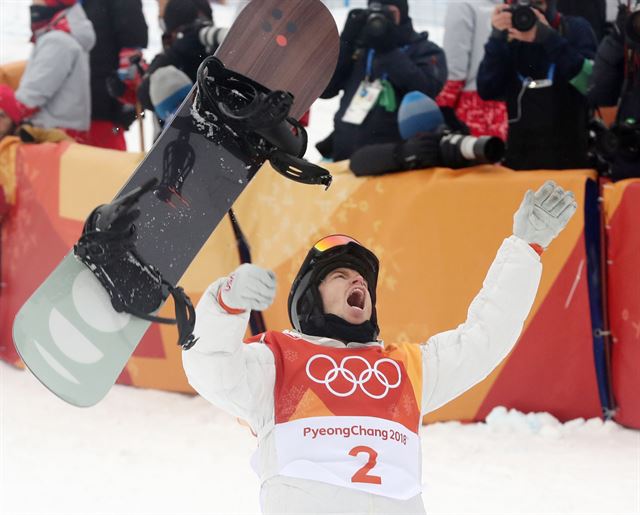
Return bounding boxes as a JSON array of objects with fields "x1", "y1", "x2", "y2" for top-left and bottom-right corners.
[{"x1": 12, "y1": 0, "x2": 339, "y2": 407}]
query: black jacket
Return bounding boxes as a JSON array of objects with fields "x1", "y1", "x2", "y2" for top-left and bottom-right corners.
[
  {"x1": 321, "y1": 20, "x2": 447, "y2": 162},
  {"x1": 138, "y1": 25, "x2": 210, "y2": 113},
  {"x1": 82, "y1": 0, "x2": 148, "y2": 123},
  {"x1": 477, "y1": 16, "x2": 597, "y2": 170},
  {"x1": 557, "y1": 0, "x2": 606, "y2": 41}
]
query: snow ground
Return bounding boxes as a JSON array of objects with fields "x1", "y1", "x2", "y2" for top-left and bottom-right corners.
[
  {"x1": 1, "y1": 2, "x2": 639, "y2": 514},
  {"x1": 2, "y1": 362, "x2": 639, "y2": 515}
]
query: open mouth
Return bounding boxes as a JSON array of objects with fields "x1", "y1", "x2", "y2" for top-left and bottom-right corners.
[{"x1": 347, "y1": 288, "x2": 366, "y2": 310}]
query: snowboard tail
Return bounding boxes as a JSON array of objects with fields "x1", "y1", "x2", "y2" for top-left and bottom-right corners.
[{"x1": 12, "y1": 0, "x2": 339, "y2": 407}]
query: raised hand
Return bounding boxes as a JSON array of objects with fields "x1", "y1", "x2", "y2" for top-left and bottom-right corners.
[
  {"x1": 513, "y1": 180, "x2": 577, "y2": 249},
  {"x1": 219, "y1": 264, "x2": 277, "y2": 312}
]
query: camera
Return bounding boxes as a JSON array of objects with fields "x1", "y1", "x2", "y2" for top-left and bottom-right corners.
[
  {"x1": 439, "y1": 132, "x2": 506, "y2": 168},
  {"x1": 506, "y1": 0, "x2": 538, "y2": 32},
  {"x1": 589, "y1": 118, "x2": 640, "y2": 176},
  {"x1": 348, "y1": 4, "x2": 396, "y2": 43}
]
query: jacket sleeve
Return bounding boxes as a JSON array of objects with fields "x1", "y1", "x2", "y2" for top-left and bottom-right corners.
[
  {"x1": 441, "y1": 3, "x2": 474, "y2": 83},
  {"x1": 110, "y1": 0, "x2": 149, "y2": 49},
  {"x1": 587, "y1": 34, "x2": 625, "y2": 107},
  {"x1": 420, "y1": 236, "x2": 542, "y2": 414},
  {"x1": 477, "y1": 34, "x2": 512, "y2": 101},
  {"x1": 182, "y1": 279, "x2": 275, "y2": 432},
  {"x1": 536, "y1": 17, "x2": 597, "y2": 82},
  {"x1": 15, "y1": 32, "x2": 78, "y2": 109},
  {"x1": 374, "y1": 39, "x2": 447, "y2": 98},
  {"x1": 321, "y1": 42, "x2": 358, "y2": 99}
]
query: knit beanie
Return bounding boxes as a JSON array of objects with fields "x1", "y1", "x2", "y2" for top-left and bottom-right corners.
[
  {"x1": 149, "y1": 66, "x2": 193, "y2": 121},
  {"x1": 0, "y1": 85, "x2": 22, "y2": 125},
  {"x1": 369, "y1": 0, "x2": 409, "y2": 23},
  {"x1": 163, "y1": 0, "x2": 213, "y2": 34},
  {"x1": 397, "y1": 91, "x2": 444, "y2": 139}
]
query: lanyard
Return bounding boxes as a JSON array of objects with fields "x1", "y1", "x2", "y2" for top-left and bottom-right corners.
[
  {"x1": 365, "y1": 46, "x2": 410, "y2": 82},
  {"x1": 517, "y1": 63, "x2": 556, "y2": 89}
]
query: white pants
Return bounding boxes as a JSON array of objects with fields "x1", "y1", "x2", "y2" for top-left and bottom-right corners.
[{"x1": 260, "y1": 476, "x2": 426, "y2": 515}]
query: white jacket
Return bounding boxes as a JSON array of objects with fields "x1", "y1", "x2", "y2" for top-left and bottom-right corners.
[
  {"x1": 182, "y1": 236, "x2": 542, "y2": 514},
  {"x1": 442, "y1": 0, "x2": 502, "y2": 92},
  {"x1": 16, "y1": 4, "x2": 95, "y2": 131}
]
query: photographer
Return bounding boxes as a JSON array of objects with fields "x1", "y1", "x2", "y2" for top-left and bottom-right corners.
[
  {"x1": 477, "y1": 0, "x2": 598, "y2": 170},
  {"x1": 137, "y1": 0, "x2": 227, "y2": 124},
  {"x1": 319, "y1": 0, "x2": 447, "y2": 162},
  {"x1": 588, "y1": 1, "x2": 640, "y2": 180},
  {"x1": 349, "y1": 92, "x2": 505, "y2": 176}
]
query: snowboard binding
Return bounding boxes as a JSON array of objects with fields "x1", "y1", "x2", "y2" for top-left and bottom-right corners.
[
  {"x1": 194, "y1": 56, "x2": 332, "y2": 189},
  {"x1": 74, "y1": 179, "x2": 198, "y2": 350}
]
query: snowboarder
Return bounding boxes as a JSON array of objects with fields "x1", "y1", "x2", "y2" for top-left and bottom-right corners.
[{"x1": 182, "y1": 180, "x2": 577, "y2": 514}]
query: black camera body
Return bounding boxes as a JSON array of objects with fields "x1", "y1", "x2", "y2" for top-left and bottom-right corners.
[
  {"x1": 589, "y1": 119, "x2": 640, "y2": 177},
  {"x1": 506, "y1": 0, "x2": 538, "y2": 32},
  {"x1": 349, "y1": 4, "x2": 396, "y2": 43}
]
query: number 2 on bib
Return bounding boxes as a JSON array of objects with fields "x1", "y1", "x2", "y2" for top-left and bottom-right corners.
[{"x1": 349, "y1": 445, "x2": 382, "y2": 485}]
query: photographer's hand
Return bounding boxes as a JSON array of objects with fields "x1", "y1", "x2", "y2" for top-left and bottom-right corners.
[{"x1": 491, "y1": 4, "x2": 513, "y2": 32}]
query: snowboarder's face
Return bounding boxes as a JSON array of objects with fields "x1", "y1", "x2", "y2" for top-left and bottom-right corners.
[{"x1": 318, "y1": 267, "x2": 372, "y2": 325}]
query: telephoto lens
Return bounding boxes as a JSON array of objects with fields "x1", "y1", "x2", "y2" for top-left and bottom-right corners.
[{"x1": 439, "y1": 134, "x2": 505, "y2": 168}]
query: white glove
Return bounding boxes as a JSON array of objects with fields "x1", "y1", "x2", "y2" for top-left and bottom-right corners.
[
  {"x1": 513, "y1": 180, "x2": 578, "y2": 249},
  {"x1": 218, "y1": 264, "x2": 276, "y2": 312}
]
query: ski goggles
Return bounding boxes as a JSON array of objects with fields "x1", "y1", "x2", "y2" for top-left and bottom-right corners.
[{"x1": 313, "y1": 234, "x2": 362, "y2": 253}]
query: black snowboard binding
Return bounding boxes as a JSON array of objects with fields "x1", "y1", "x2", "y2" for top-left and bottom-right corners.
[
  {"x1": 194, "y1": 56, "x2": 333, "y2": 189},
  {"x1": 74, "y1": 179, "x2": 198, "y2": 350}
]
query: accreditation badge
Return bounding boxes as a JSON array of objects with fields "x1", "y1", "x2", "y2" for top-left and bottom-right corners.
[{"x1": 342, "y1": 79, "x2": 383, "y2": 125}]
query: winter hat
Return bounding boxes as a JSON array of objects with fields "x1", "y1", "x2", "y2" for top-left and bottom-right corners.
[
  {"x1": 369, "y1": 0, "x2": 409, "y2": 23},
  {"x1": 43, "y1": 0, "x2": 76, "y2": 6},
  {"x1": 163, "y1": 0, "x2": 212, "y2": 34},
  {"x1": 150, "y1": 66, "x2": 193, "y2": 121},
  {"x1": 397, "y1": 91, "x2": 444, "y2": 139},
  {"x1": 0, "y1": 85, "x2": 22, "y2": 125}
]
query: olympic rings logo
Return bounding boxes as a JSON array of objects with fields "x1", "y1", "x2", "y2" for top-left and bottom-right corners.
[{"x1": 305, "y1": 355, "x2": 402, "y2": 399}]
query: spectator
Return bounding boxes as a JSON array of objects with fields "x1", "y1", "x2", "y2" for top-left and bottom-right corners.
[
  {"x1": 436, "y1": 0, "x2": 508, "y2": 140},
  {"x1": 182, "y1": 182, "x2": 576, "y2": 515},
  {"x1": 7, "y1": 0, "x2": 95, "y2": 142},
  {"x1": 0, "y1": 84, "x2": 73, "y2": 143},
  {"x1": 588, "y1": 2, "x2": 640, "y2": 180},
  {"x1": 82, "y1": 0, "x2": 149, "y2": 151},
  {"x1": 138, "y1": 0, "x2": 227, "y2": 124},
  {"x1": 319, "y1": 0, "x2": 447, "y2": 162},
  {"x1": 557, "y1": 0, "x2": 607, "y2": 41},
  {"x1": 477, "y1": 0, "x2": 597, "y2": 170}
]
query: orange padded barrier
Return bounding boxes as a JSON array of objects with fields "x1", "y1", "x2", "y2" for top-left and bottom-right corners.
[{"x1": 0, "y1": 140, "x2": 603, "y2": 422}]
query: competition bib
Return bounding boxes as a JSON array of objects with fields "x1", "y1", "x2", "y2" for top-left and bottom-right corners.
[{"x1": 261, "y1": 331, "x2": 423, "y2": 500}]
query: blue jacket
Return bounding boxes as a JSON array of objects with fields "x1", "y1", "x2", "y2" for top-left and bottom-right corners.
[
  {"x1": 321, "y1": 21, "x2": 447, "y2": 162},
  {"x1": 477, "y1": 16, "x2": 597, "y2": 169}
]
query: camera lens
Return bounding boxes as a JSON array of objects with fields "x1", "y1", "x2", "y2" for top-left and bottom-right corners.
[
  {"x1": 366, "y1": 13, "x2": 389, "y2": 37},
  {"x1": 511, "y1": 6, "x2": 537, "y2": 32}
]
